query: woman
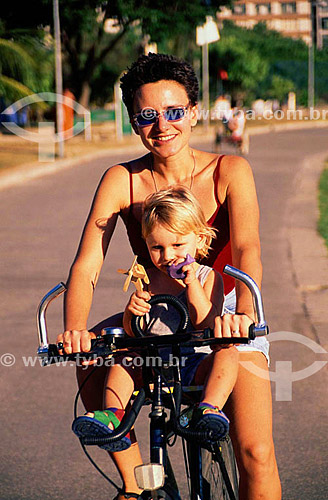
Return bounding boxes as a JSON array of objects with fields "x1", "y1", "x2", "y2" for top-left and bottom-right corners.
[{"x1": 57, "y1": 53, "x2": 281, "y2": 500}]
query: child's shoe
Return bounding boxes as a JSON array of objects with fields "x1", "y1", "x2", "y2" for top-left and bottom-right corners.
[
  {"x1": 72, "y1": 407, "x2": 131, "y2": 452},
  {"x1": 191, "y1": 402, "x2": 230, "y2": 440}
]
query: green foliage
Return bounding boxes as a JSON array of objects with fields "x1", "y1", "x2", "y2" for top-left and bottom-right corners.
[
  {"x1": 266, "y1": 75, "x2": 296, "y2": 102},
  {"x1": 106, "y1": 0, "x2": 227, "y2": 43},
  {"x1": 209, "y1": 21, "x2": 328, "y2": 105},
  {"x1": 210, "y1": 33, "x2": 268, "y2": 102},
  {"x1": 89, "y1": 27, "x2": 141, "y2": 104},
  {"x1": 318, "y1": 165, "x2": 328, "y2": 251},
  {"x1": 1, "y1": 0, "x2": 232, "y2": 105},
  {"x1": 3, "y1": 2, "x2": 328, "y2": 106},
  {"x1": 0, "y1": 37, "x2": 50, "y2": 102},
  {"x1": 0, "y1": 16, "x2": 54, "y2": 104},
  {"x1": 0, "y1": 38, "x2": 35, "y2": 87}
]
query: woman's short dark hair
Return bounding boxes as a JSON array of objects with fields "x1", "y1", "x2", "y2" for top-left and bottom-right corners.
[{"x1": 120, "y1": 53, "x2": 199, "y2": 117}]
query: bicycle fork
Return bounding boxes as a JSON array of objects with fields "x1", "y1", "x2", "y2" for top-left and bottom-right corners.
[{"x1": 134, "y1": 372, "x2": 167, "y2": 493}]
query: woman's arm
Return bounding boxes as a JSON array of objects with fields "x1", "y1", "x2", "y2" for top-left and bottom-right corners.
[
  {"x1": 226, "y1": 156, "x2": 262, "y2": 317},
  {"x1": 185, "y1": 266, "x2": 224, "y2": 329},
  {"x1": 58, "y1": 165, "x2": 130, "y2": 353},
  {"x1": 216, "y1": 155, "x2": 262, "y2": 336}
]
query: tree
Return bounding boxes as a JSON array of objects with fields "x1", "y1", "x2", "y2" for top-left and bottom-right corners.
[
  {"x1": 209, "y1": 21, "x2": 328, "y2": 105},
  {"x1": 209, "y1": 26, "x2": 269, "y2": 104},
  {"x1": 1, "y1": 0, "x2": 231, "y2": 107},
  {"x1": 266, "y1": 75, "x2": 296, "y2": 103},
  {"x1": 0, "y1": 37, "x2": 37, "y2": 102},
  {"x1": 0, "y1": 16, "x2": 53, "y2": 106}
]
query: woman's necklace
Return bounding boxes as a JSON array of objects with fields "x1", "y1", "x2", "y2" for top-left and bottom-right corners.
[{"x1": 150, "y1": 150, "x2": 196, "y2": 192}]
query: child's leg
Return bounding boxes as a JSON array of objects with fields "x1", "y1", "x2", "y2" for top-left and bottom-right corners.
[
  {"x1": 194, "y1": 346, "x2": 239, "y2": 409},
  {"x1": 76, "y1": 354, "x2": 144, "y2": 498},
  {"x1": 104, "y1": 359, "x2": 144, "y2": 497},
  {"x1": 191, "y1": 347, "x2": 239, "y2": 438}
]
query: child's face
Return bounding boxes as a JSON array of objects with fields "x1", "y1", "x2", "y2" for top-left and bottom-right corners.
[{"x1": 145, "y1": 223, "x2": 203, "y2": 273}]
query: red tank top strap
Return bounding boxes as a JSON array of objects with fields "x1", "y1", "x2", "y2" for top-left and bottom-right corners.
[
  {"x1": 213, "y1": 154, "x2": 225, "y2": 205},
  {"x1": 125, "y1": 162, "x2": 134, "y2": 222}
]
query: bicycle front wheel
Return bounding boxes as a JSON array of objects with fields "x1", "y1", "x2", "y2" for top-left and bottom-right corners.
[
  {"x1": 201, "y1": 436, "x2": 239, "y2": 500},
  {"x1": 142, "y1": 485, "x2": 179, "y2": 500}
]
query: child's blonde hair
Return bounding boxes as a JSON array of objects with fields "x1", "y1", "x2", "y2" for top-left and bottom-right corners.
[{"x1": 142, "y1": 186, "x2": 216, "y2": 259}]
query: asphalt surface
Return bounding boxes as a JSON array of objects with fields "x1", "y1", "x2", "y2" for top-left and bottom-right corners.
[{"x1": 1, "y1": 128, "x2": 328, "y2": 500}]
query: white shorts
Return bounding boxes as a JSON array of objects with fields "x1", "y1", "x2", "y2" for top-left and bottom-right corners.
[
  {"x1": 223, "y1": 289, "x2": 270, "y2": 364},
  {"x1": 194, "y1": 289, "x2": 270, "y2": 365}
]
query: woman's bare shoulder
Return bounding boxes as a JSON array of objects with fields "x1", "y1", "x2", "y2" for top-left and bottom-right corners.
[
  {"x1": 214, "y1": 154, "x2": 253, "y2": 188},
  {"x1": 220, "y1": 154, "x2": 252, "y2": 174},
  {"x1": 102, "y1": 154, "x2": 150, "y2": 181}
]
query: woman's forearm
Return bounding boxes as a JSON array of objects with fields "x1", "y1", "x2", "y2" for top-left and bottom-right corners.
[
  {"x1": 233, "y1": 245, "x2": 262, "y2": 320},
  {"x1": 64, "y1": 264, "x2": 95, "y2": 330}
]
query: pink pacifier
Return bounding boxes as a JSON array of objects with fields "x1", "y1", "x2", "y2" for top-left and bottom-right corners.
[{"x1": 166, "y1": 254, "x2": 195, "y2": 279}]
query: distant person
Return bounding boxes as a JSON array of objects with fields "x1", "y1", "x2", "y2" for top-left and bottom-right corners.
[
  {"x1": 63, "y1": 88, "x2": 75, "y2": 138},
  {"x1": 227, "y1": 107, "x2": 246, "y2": 143},
  {"x1": 213, "y1": 95, "x2": 231, "y2": 122}
]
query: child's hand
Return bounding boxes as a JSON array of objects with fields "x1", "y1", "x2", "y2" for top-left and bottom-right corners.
[
  {"x1": 181, "y1": 261, "x2": 197, "y2": 285},
  {"x1": 127, "y1": 290, "x2": 151, "y2": 316}
]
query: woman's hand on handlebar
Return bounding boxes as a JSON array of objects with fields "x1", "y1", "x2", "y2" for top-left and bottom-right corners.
[
  {"x1": 56, "y1": 329, "x2": 96, "y2": 355},
  {"x1": 214, "y1": 313, "x2": 253, "y2": 340}
]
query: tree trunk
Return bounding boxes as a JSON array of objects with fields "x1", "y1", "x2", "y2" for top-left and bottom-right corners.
[{"x1": 79, "y1": 81, "x2": 91, "y2": 109}]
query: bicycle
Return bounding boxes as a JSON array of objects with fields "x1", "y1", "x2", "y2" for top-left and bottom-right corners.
[
  {"x1": 214, "y1": 121, "x2": 249, "y2": 156},
  {"x1": 37, "y1": 265, "x2": 269, "y2": 500}
]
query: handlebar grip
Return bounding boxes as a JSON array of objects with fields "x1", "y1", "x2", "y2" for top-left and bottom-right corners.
[
  {"x1": 248, "y1": 324, "x2": 256, "y2": 341},
  {"x1": 248, "y1": 322, "x2": 269, "y2": 339},
  {"x1": 131, "y1": 294, "x2": 190, "y2": 337}
]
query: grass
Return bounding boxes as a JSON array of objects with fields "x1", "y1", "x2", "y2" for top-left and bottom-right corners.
[{"x1": 318, "y1": 162, "x2": 328, "y2": 250}]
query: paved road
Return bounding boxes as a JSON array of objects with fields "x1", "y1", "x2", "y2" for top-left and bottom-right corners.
[{"x1": 1, "y1": 128, "x2": 327, "y2": 500}]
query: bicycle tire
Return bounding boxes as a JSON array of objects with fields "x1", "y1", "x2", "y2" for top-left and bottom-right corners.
[
  {"x1": 201, "y1": 436, "x2": 239, "y2": 500},
  {"x1": 142, "y1": 486, "x2": 179, "y2": 500}
]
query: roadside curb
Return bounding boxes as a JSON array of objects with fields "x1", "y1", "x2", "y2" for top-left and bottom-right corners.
[
  {"x1": 287, "y1": 151, "x2": 328, "y2": 349},
  {"x1": 247, "y1": 119, "x2": 328, "y2": 135},
  {"x1": 1, "y1": 120, "x2": 328, "y2": 191},
  {"x1": 0, "y1": 141, "x2": 146, "y2": 192}
]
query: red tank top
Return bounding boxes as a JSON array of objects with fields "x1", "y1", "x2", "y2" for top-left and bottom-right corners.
[{"x1": 123, "y1": 156, "x2": 235, "y2": 295}]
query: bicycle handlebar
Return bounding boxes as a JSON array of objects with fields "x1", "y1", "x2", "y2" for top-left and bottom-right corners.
[
  {"x1": 36, "y1": 266, "x2": 269, "y2": 365},
  {"x1": 35, "y1": 267, "x2": 269, "y2": 450},
  {"x1": 223, "y1": 265, "x2": 268, "y2": 336}
]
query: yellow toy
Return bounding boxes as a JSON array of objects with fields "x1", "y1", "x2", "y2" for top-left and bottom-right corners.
[{"x1": 117, "y1": 255, "x2": 150, "y2": 292}]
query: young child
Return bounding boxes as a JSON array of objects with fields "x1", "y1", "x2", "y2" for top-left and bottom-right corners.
[{"x1": 72, "y1": 186, "x2": 239, "y2": 456}]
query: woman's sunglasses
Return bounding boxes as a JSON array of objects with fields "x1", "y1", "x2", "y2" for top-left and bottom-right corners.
[{"x1": 133, "y1": 106, "x2": 189, "y2": 127}]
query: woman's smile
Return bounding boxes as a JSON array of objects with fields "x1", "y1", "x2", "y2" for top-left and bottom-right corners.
[{"x1": 152, "y1": 134, "x2": 177, "y2": 143}]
